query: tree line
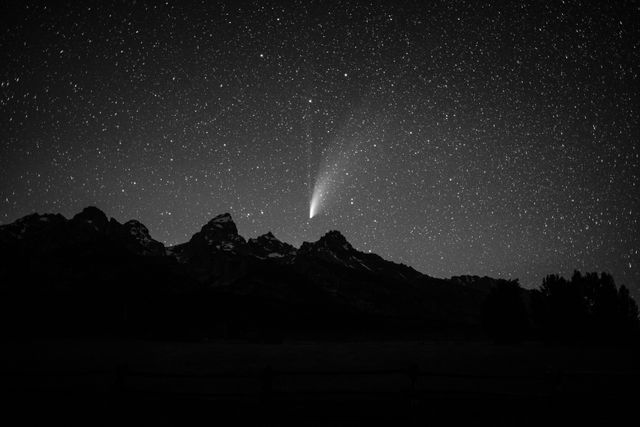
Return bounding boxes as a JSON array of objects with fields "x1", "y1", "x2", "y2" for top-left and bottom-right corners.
[{"x1": 483, "y1": 271, "x2": 640, "y2": 344}]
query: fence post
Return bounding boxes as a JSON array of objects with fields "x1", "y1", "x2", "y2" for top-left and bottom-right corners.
[
  {"x1": 114, "y1": 364, "x2": 127, "y2": 394},
  {"x1": 261, "y1": 365, "x2": 274, "y2": 399},
  {"x1": 552, "y1": 369, "x2": 564, "y2": 395},
  {"x1": 406, "y1": 363, "x2": 419, "y2": 411},
  {"x1": 111, "y1": 364, "x2": 127, "y2": 412},
  {"x1": 408, "y1": 364, "x2": 418, "y2": 395}
]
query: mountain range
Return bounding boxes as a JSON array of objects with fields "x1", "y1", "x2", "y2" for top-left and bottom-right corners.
[{"x1": 0, "y1": 207, "x2": 510, "y2": 339}]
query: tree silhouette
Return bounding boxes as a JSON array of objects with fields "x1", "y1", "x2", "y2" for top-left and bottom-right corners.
[
  {"x1": 483, "y1": 279, "x2": 528, "y2": 344},
  {"x1": 531, "y1": 271, "x2": 639, "y2": 343},
  {"x1": 616, "y1": 285, "x2": 640, "y2": 339}
]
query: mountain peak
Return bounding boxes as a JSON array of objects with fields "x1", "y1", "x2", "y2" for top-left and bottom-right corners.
[
  {"x1": 317, "y1": 230, "x2": 353, "y2": 251},
  {"x1": 0, "y1": 212, "x2": 66, "y2": 242},
  {"x1": 298, "y1": 230, "x2": 355, "y2": 263},
  {"x1": 186, "y1": 212, "x2": 245, "y2": 251},
  {"x1": 248, "y1": 231, "x2": 296, "y2": 259},
  {"x1": 17, "y1": 212, "x2": 66, "y2": 225},
  {"x1": 202, "y1": 213, "x2": 237, "y2": 233},
  {"x1": 123, "y1": 219, "x2": 152, "y2": 240},
  {"x1": 71, "y1": 206, "x2": 109, "y2": 231},
  {"x1": 250, "y1": 231, "x2": 277, "y2": 242},
  {"x1": 123, "y1": 220, "x2": 165, "y2": 256},
  {"x1": 210, "y1": 212, "x2": 234, "y2": 223}
]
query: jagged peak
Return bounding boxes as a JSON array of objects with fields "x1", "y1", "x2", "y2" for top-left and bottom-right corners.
[
  {"x1": 71, "y1": 206, "x2": 110, "y2": 231},
  {"x1": 122, "y1": 219, "x2": 165, "y2": 255},
  {"x1": 250, "y1": 231, "x2": 294, "y2": 249},
  {"x1": 188, "y1": 212, "x2": 245, "y2": 251},
  {"x1": 299, "y1": 230, "x2": 354, "y2": 256},
  {"x1": 0, "y1": 212, "x2": 66, "y2": 239},
  {"x1": 247, "y1": 230, "x2": 296, "y2": 260},
  {"x1": 17, "y1": 212, "x2": 43, "y2": 222},
  {"x1": 15, "y1": 212, "x2": 65, "y2": 224},
  {"x1": 201, "y1": 213, "x2": 237, "y2": 232},
  {"x1": 250, "y1": 231, "x2": 278, "y2": 242},
  {"x1": 124, "y1": 219, "x2": 150, "y2": 234},
  {"x1": 317, "y1": 230, "x2": 353, "y2": 250},
  {"x1": 72, "y1": 206, "x2": 108, "y2": 224},
  {"x1": 209, "y1": 212, "x2": 234, "y2": 223}
]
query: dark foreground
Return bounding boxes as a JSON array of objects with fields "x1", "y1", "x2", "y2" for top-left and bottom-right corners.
[{"x1": 2, "y1": 339, "x2": 638, "y2": 425}]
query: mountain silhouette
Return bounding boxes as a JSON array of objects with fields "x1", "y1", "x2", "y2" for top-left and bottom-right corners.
[{"x1": 0, "y1": 206, "x2": 513, "y2": 339}]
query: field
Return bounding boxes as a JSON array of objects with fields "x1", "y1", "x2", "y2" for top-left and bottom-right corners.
[{"x1": 2, "y1": 339, "x2": 639, "y2": 425}]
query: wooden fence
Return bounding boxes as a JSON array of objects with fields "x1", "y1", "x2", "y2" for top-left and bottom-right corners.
[{"x1": 2, "y1": 365, "x2": 638, "y2": 401}]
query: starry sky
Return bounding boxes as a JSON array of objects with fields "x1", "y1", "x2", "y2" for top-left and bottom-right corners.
[{"x1": 1, "y1": 1, "x2": 639, "y2": 293}]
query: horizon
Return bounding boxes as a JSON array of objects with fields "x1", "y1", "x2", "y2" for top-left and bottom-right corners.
[
  {"x1": 4, "y1": 204, "x2": 633, "y2": 294},
  {"x1": 1, "y1": 2, "x2": 637, "y2": 294}
]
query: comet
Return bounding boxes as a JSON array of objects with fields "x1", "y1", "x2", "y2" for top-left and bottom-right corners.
[
  {"x1": 308, "y1": 155, "x2": 347, "y2": 219},
  {"x1": 307, "y1": 103, "x2": 381, "y2": 219},
  {"x1": 309, "y1": 189, "x2": 321, "y2": 218},
  {"x1": 309, "y1": 175, "x2": 329, "y2": 218}
]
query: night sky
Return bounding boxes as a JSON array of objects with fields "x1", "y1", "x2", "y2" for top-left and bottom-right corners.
[{"x1": 1, "y1": 1, "x2": 638, "y2": 292}]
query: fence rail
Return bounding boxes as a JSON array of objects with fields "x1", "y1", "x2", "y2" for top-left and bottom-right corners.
[{"x1": 3, "y1": 365, "x2": 639, "y2": 400}]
